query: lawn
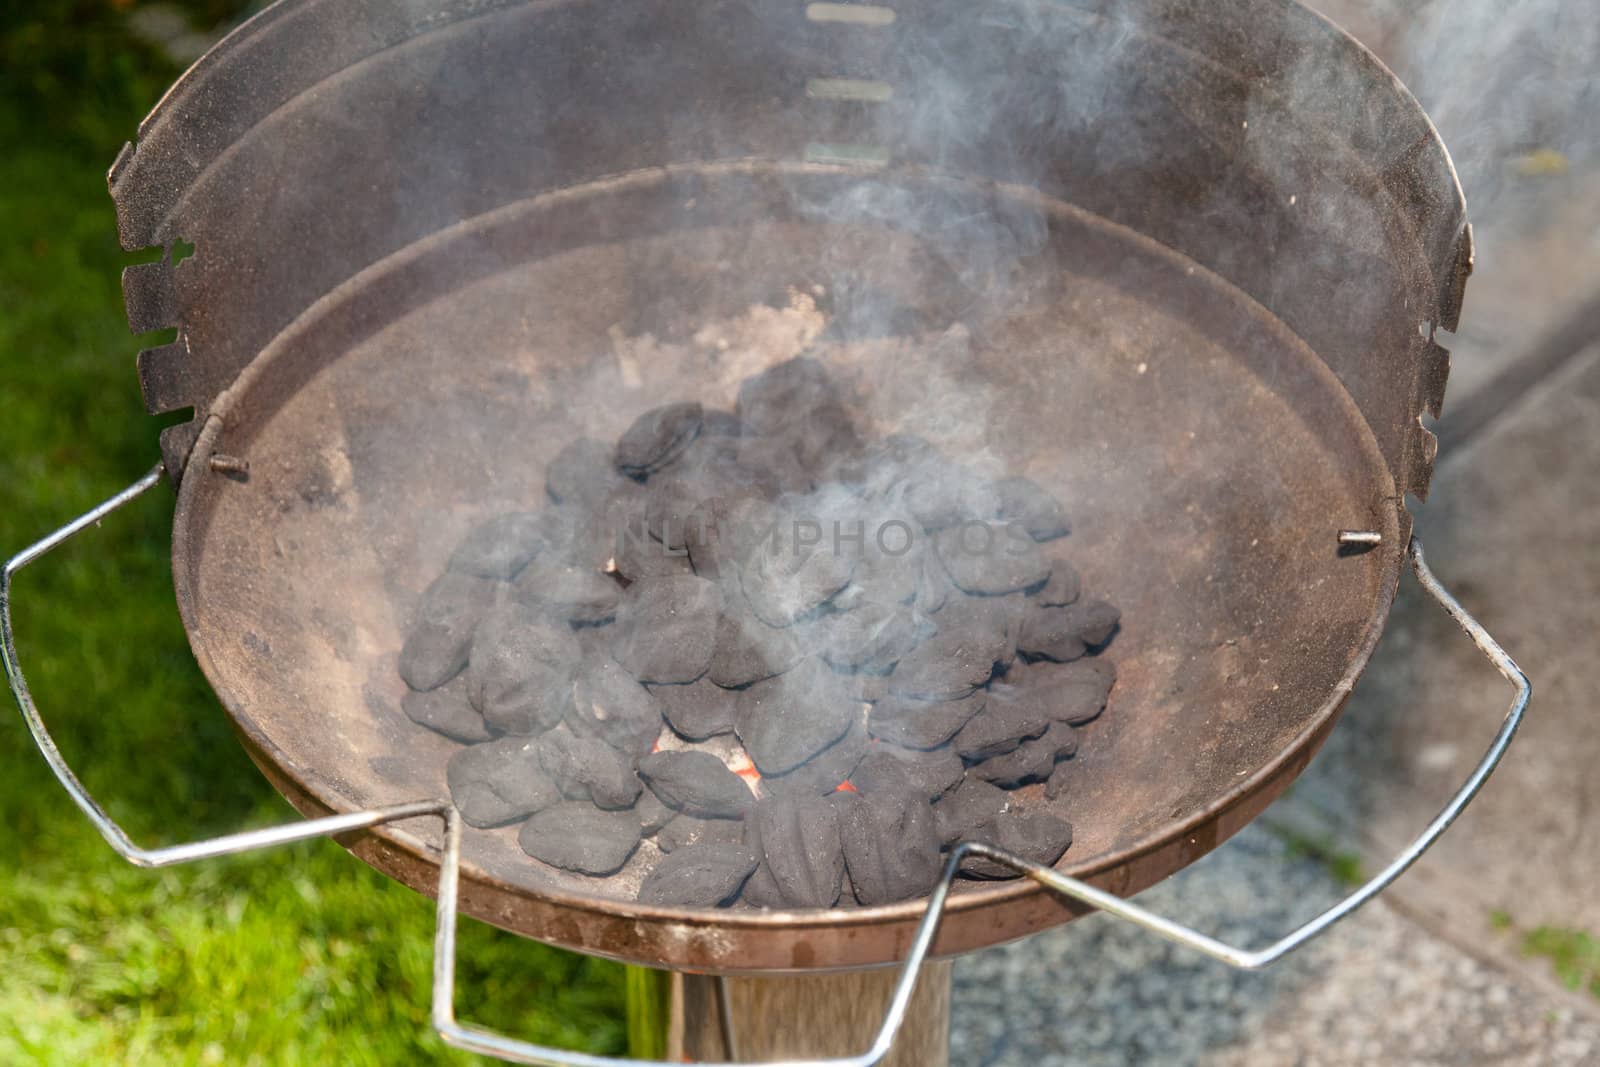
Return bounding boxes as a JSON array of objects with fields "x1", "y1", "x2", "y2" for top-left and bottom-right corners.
[{"x1": 0, "y1": 5, "x2": 627, "y2": 1063}]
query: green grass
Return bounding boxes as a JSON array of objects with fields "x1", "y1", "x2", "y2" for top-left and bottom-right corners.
[
  {"x1": 0, "y1": 6, "x2": 625, "y2": 1062},
  {"x1": 1521, "y1": 926, "x2": 1600, "y2": 999},
  {"x1": 1277, "y1": 829, "x2": 1367, "y2": 889},
  {"x1": 1488, "y1": 912, "x2": 1600, "y2": 1001}
]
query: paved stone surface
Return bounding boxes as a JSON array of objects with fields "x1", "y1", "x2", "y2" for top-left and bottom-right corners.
[
  {"x1": 1283, "y1": 341, "x2": 1600, "y2": 987},
  {"x1": 950, "y1": 825, "x2": 1600, "y2": 1066}
]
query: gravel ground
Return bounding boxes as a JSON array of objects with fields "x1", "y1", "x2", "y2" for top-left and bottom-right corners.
[{"x1": 950, "y1": 824, "x2": 1600, "y2": 1066}]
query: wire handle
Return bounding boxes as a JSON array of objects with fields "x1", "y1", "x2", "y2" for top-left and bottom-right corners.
[{"x1": 3, "y1": 468, "x2": 1529, "y2": 1066}]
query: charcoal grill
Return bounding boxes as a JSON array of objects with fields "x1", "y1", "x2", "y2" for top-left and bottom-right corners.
[{"x1": 2, "y1": 0, "x2": 1529, "y2": 1062}]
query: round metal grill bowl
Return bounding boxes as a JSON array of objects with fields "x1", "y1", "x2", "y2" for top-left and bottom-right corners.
[{"x1": 115, "y1": 0, "x2": 1468, "y2": 971}]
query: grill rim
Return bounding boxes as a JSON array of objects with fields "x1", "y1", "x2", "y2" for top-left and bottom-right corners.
[{"x1": 165, "y1": 189, "x2": 1408, "y2": 971}]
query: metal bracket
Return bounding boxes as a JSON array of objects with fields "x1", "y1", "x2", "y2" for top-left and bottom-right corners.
[{"x1": 4, "y1": 467, "x2": 1529, "y2": 1066}]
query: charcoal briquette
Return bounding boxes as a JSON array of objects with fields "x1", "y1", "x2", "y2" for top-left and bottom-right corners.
[
  {"x1": 968, "y1": 721, "x2": 1078, "y2": 787},
  {"x1": 735, "y1": 436, "x2": 816, "y2": 496},
  {"x1": 684, "y1": 493, "x2": 777, "y2": 581},
  {"x1": 519, "y1": 803, "x2": 642, "y2": 875},
  {"x1": 538, "y1": 729, "x2": 643, "y2": 809},
  {"x1": 849, "y1": 519, "x2": 923, "y2": 607},
  {"x1": 1018, "y1": 598, "x2": 1119, "y2": 662},
  {"x1": 740, "y1": 855, "x2": 787, "y2": 909},
  {"x1": 465, "y1": 605, "x2": 579, "y2": 735},
  {"x1": 401, "y1": 673, "x2": 492, "y2": 743},
  {"x1": 636, "y1": 788, "x2": 676, "y2": 835},
  {"x1": 897, "y1": 454, "x2": 999, "y2": 532},
  {"x1": 702, "y1": 409, "x2": 742, "y2": 436},
  {"x1": 935, "y1": 593, "x2": 1026, "y2": 672},
  {"x1": 514, "y1": 559, "x2": 622, "y2": 624},
  {"x1": 933, "y1": 777, "x2": 1014, "y2": 847},
  {"x1": 695, "y1": 455, "x2": 785, "y2": 503},
  {"x1": 547, "y1": 436, "x2": 630, "y2": 511},
  {"x1": 708, "y1": 607, "x2": 807, "y2": 689},
  {"x1": 566, "y1": 658, "x2": 664, "y2": 759},
  {"x1": 447, "y1": 736, "x2": 562, "y2": 828},
  {"x1": 957, "y1": 813, "x2": 1073, "y2": 880},
  {"x1": 950, "y1": 683, "x2": 1053, "y2": 761},
  {"x1": 913, "y1": 547, "x2": 954, "y2": 614},
  {"x1": 614, "y1": 401, "x2": 704, "y2": 477},
  {"x1": 735, "y1": 357, "x2": 845, "y2": 437},
  {"x1": 638, "y1": 750, "x2": 755, "y2": 818},
  {"x1": 648, "y1": 676, "x2": 737, "y2": 740},
  {"x1": 749, "y1": 794, "x2": 845, "y2": 908},
  {"x1": 990, "y1": 476, "x2": 1069, "y2": 541},
  {"x1": 901, "y1": 468, "x2": 972, "y2": 532},
  {"x1": 887, "y1": 627, "x2": 1002, "y2": 702},
  {"x1": 1008, "y1": 656, "x2": 1116, "y2": 725},
  {"x1": 675, "y1": 429, "x2": 742, "y2": 473},
  {"x1": 856, "y1": 672, "x2": 890, "y2": 704},
  {"x1": 813, "y1": 602, "x2": 929, "y2": 674},
  {"x1": 643, "y1": 475, "x2": 703, "y2": 550},
  {"x1": 1016, "y1": 605, "x2": 1085, "y2": 663},
  {"x1": 1037, "y1": 554, "x2": 1082, "y2": 606},
  {"x1": 832, "y1": 434, "x2": 938, "y2": 497},
  {"x1": 757, "y1": 715, "x2": 868, "y2": 798},
  {"x1": 849, "y1": 743, "x2": 965, "y2": 800},
  {"x1": 613, "y1": 526, "x2": 696, "y2": 582},
  {"x1": 611, "y1": 574, "x2": 721, "y2": 683},
  {"x1": 933, "y1": 522, "x2": 1051, "y2": 595},
  {"x1": 637, "y1": 842, "x2": 759, "y2": 907},
  {"x1": 535, "y1": 504, "x2": 619, "y2": 572},
  {"x1": 399, "y1": 571, "x2": 497, "y2": 691},
  {"x1": 602, "y1": 487, "x2": 693, "y2": 581},
  {"x1": 1066, "y1": 598, "x2": 1121, "y2": 647},
  {"x1": 655, "y1": 813, "x2": 747, "y2": 854},
  {"x1": 868, "y1": 689, "x2": 986, "y2": 750},
  {"x1": 1044, "y1": 760, "x2": 1072, "y2": 800},
  {"x1": 570, "y1": 620, "x2": 616, "y2": 662},
  {"x1": 834, "y1": 789, "x2": 943, "y2": 905},
  {"x1": 740, "y1": 515, "x2": 856, "y2": 627},
  {"x1": 1054, "y1": 656, "x2": 1116, "y2": 724},
  {"x1": 778, "y1": 403, "x2": 862, "y2": 482},
  {"x1": 734, "y1": 658, "x2": 859, "y2": 775},
  {"x1": 447, "y1": 512, "x2": 548, "y2": 580}
]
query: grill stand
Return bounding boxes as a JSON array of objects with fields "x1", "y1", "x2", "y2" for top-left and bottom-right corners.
[
  {"x1": 672, "y1": 967, "x2": 952, "y2": 1065},
  {"x1": 3, "y1": 464, "x2": 1530, "y2": 1066}
]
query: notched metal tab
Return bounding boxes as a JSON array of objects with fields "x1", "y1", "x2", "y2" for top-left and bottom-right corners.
[
  {"x1": 159, "y1": 421, "x2": 203, "y2": 489},
  {"x1": 136, "y1": 336, "x2": 193, "y2": 415},
  {"x1": 107, "y1": 141, "x2": 136, "y2": 194},
  {"x1": 1438, "y1": 222, "x2": 1473, "y2": 333},
  {"x1": 1418, "y1": 339, "x2": 1451, "y2": 420},
  {"x1": 122, "y1": 259, "x2": 178, "y2": 335},
  {"x1": 1407, "y1": 422, "x2": 1440, "y2": 500}
]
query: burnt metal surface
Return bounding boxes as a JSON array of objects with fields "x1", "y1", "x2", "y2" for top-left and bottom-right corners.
[
  {"x1": 116, "y1": 0, "x2": 1465, "y2": 506},
  {"x1": 168, "y1": 170, "x2": 1404, "y2": 969}
]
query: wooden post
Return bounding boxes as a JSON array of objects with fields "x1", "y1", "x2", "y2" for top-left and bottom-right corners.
[{"x1": 669, "y1": 962, "x2": 952, "y2": 1065}]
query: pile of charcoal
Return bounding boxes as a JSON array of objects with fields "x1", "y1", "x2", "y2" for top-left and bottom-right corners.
[{"x1": 396, "y1": 356, "x2": 1119, "y2": 909}]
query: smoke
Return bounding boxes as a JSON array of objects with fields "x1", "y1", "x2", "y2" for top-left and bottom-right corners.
[
  {"x1": 1381, "y1": 0, "x2": 1599, "y2": 211},
  {"x1": 169, "y1": 0, "x2": 1600, "y2": 848}
]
